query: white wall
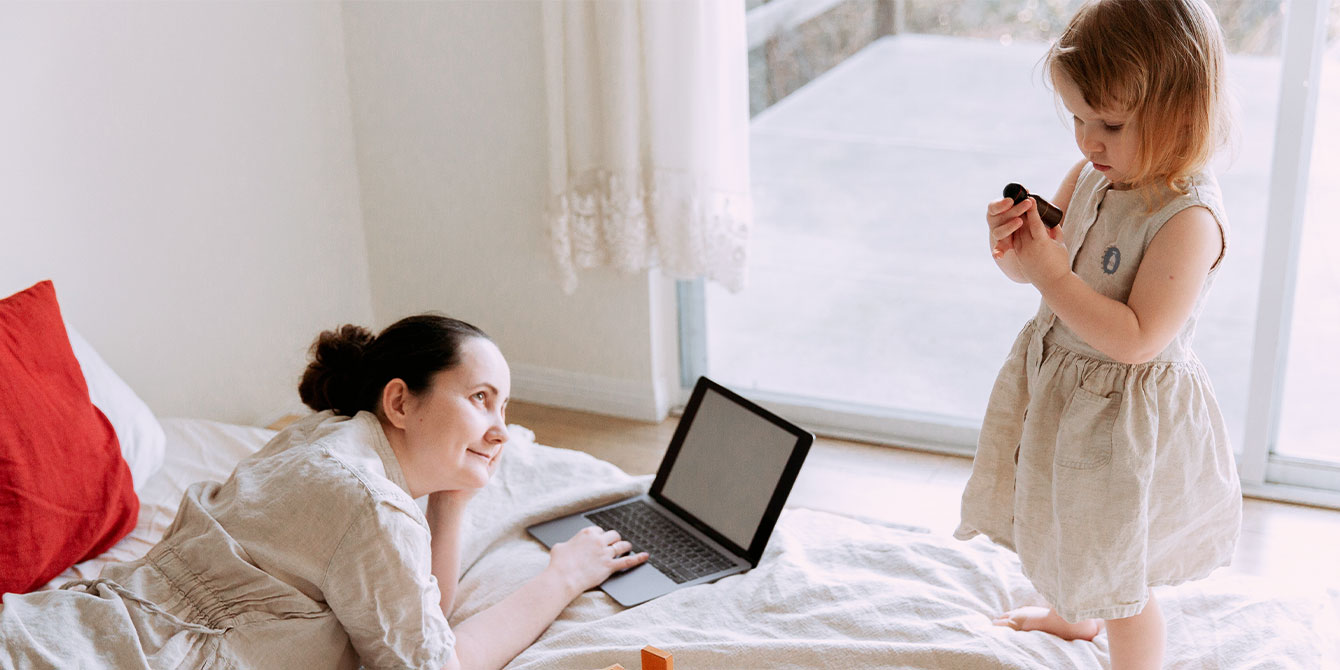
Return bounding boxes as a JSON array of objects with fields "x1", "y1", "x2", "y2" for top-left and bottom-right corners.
[
  {"x1": 1, "y1": 0, "x2": 679, "y2": 425},
  {"x1": 341, "y1": 1, "x2": 679, "y2": 421},
  {"x1": 0, "y1": 1, "x2": 374, "y2": 425}
]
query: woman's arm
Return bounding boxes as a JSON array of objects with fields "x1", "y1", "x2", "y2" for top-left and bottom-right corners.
[
  {"x1": 441, "y1": 527, "x2": 647, "y2": 670},
  {"x1": 428, "y1": 441, "x2": 508, "y2": 616},
  {"x1": 427, "y1": 492, "x2": 469, "y2": 615},
  {"x1": 1012, "y1": 203, "x2": 1222, "y2": 364}
]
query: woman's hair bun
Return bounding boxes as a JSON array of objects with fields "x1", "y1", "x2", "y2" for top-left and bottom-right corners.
[
  {"x1": 296, "y1": 313, "x2": 491, "y2": 419},
  {"x1": 298, "y1": 324, "x2": 376, "y2": 416}
]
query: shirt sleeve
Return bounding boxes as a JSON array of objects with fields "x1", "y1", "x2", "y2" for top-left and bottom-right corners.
[{"x1": 322, "y1": 498, "x2": 455, "y2": 670}]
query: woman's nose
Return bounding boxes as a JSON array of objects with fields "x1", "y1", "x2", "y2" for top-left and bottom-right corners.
[{"x1": 485, "y1": 419, "x2": 507, "y2": 444}]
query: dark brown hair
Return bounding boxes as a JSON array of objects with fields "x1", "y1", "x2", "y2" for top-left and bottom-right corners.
[{"x1": 298, "y1": 314, "x2": 490, "y2": 417}]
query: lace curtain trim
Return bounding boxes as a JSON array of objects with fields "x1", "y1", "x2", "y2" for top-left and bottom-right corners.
[{"x1": 548, "y1": 168, "x2": 752, "y2": 294}]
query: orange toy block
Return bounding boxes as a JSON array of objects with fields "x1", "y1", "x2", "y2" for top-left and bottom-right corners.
[{"x1": 641, "y1": 645, "x2": 673, "y2": 670}]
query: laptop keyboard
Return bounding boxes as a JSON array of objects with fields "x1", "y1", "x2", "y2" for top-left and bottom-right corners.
[{"x1": 585, "y1": 500, "x2": 737, "y2": 584}]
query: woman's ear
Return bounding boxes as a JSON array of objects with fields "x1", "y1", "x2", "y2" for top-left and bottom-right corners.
[{"x1": 380, "y1": 379, "x2": 411, "y2": 429}]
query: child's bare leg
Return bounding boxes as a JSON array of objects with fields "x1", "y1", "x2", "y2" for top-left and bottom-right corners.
[
  {"x1": 1106, "y1": 592, "x2": 1165, "y2": 670},
  {"x1": 992, "y1": 606, "x2": 1103, "y2": 641}
]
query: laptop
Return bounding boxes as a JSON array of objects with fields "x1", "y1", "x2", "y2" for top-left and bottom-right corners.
[{"x1": 527, "y1": 376, "x2": 814, "y2": 607}]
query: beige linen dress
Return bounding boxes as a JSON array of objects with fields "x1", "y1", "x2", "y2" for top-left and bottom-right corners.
[
  {"x1": 0, "y1": 411, "x2": 454, "y2": 669},
  {"x1": 955, "y1": 165, "x2": 1242, "y2": 622}
]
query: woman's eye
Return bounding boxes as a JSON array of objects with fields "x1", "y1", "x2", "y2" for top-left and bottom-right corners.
[
  {"x1": 1104, "y1": 123, "x2": 1123, "y2": 132},
  {"x1": 473, "y1": 392, "x2": 487, "y2": 402}
]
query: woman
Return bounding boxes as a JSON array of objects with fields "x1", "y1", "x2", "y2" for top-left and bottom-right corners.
[{"x1": 0, "y1": 314, "x2": 647, "y2": 670}]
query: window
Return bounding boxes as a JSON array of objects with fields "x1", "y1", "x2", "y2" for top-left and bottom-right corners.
[{"x1": 681, "y1": 0, "x2": 1339, "y2": 505}]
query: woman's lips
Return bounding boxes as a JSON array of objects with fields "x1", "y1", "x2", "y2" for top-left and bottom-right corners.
[{"x1": 1092, "y1": 162, "x2": 1110, "y2": 172}]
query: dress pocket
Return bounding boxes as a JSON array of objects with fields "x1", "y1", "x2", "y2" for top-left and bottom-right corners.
[{"x1": 1055, "y1": 385, "x2": 1119, "y2": 469}]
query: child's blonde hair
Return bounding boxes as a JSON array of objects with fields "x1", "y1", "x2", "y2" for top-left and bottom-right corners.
[{"x1": 1045, "y1": 0, "x2": 1233, "y2": 193}]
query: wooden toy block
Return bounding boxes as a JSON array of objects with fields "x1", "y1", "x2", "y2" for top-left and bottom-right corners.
[
  {"x1": 598, "y1": 665, "x2": 625, "y2": 670},
  {"x1": 641, "y1": 645, "x2": 673, "y2": 670}
]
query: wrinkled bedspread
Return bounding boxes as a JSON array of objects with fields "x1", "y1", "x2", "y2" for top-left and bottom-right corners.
[{"x1": 454, "y1": 430, "x2": 1340, "y2": 670}]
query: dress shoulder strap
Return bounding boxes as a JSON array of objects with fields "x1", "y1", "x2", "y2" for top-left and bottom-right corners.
[{"x1": 1142, "y1": 172, "x2": 1230, "y2": 271}]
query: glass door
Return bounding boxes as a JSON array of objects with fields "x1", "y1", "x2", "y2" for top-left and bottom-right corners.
[
  {"x1": 1275, "y1": 39, "x2": 1338, "y2": 468},
  {"x1": 1241, "y1": 0, "x2": 1340, "y2": 501},
  {"x1": 685, "y1": 0, "x2": 1338, "y2": 504}
]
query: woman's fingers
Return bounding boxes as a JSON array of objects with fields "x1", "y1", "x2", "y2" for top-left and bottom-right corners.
[
  {"x1": 592, "y1": 528, "x2": 636, "y2": 556},
  {"x1": 617, "y1": 552, "x2": 650, "y2": 570},
  {"x1": 590, "y1": 529, "x2": 646, "y2": 571}
]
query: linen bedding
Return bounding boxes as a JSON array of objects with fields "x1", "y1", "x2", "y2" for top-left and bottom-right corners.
[
  {"x1": 40, "y1": 418, "x2": 276, "y2": 589},
  {"x1": 42, "y1": 419, "x2": 1340, "y2": 669}
]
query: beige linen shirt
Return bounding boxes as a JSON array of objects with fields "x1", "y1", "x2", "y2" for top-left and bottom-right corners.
[{"x1": 0, "y1": 410, "x2": 453, "y2": 669}]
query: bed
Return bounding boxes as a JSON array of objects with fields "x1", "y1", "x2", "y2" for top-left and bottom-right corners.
[{"x1": 40, "y1": 418, "x2": 1340, "y2": 670}]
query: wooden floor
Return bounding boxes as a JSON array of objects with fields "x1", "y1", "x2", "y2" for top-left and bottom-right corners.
[{"x1": 507, "y1": 401, "x2": 1340, "y2": 592}]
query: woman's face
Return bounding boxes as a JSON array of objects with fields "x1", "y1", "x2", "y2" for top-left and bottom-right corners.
[{"x1": 396, "y1": 337, "x2": 511, "y2": 496}]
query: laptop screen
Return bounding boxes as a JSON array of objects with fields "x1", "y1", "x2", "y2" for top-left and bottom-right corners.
[{"x1": 656, "y1": 387, "x2": 803, "y2": 550}]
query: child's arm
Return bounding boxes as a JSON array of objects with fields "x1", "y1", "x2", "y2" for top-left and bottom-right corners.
[
  {"x1": 1012, "y1": 203, "x2": 1222, "y2": 364},
  {"x1": 989, "y1": 160, "x2": 1086, "y2": 282}
]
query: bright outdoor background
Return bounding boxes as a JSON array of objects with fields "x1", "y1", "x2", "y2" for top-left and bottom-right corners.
[{"x1": 709, "y1": 0, "x2": 1338, "y2": 463}]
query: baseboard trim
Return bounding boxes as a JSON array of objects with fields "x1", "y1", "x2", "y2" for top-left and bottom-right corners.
[{"x1": 511, "y1": 364, "x2": 666, "y2": 422}]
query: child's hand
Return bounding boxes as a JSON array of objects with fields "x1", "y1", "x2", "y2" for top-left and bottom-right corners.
[
  {"x1": 1011, "y1": 200, "x2": 1069, "y2": 288},
  {"x1": 987, "y1": 196, "x2": 1032, "y2": 259},
  {"x1": 545, "y1": 526, "x2": 649, "y2": 597}
]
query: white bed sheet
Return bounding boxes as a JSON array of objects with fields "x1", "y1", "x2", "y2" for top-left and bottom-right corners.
[
  {"x1": 42, "y1": 418, "x2": 275, "y2": 589},
  {"x1": 454, "y1": 430, "x2": 1340, "y2": 670},
  {"x1": 39, "y1": 419, "x2": 1340, "y2": 669}
]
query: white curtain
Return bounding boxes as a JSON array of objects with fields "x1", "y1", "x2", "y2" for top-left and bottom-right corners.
[{"x1": 542, "y1": 0, "x2": 752, "y2": 293}]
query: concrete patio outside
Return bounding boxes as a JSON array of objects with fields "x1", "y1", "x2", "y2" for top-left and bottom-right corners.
[{"x1": 707, "y1": 34, "x2": 1338, "y2": 462}]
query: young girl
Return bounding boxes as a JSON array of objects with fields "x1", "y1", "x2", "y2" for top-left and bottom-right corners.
[{"x1": 954, "y1": 1, "x2": 1242, "y2": 668}]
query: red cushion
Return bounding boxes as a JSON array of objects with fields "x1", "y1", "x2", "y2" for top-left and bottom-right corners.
[{"x1": 0, "y1": 280, "x2": 139, "y2": 594}]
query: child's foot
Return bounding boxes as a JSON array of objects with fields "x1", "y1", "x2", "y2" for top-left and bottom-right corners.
[{"x1": 992, "y1": 606, "x2": 1103, "y2": 641}]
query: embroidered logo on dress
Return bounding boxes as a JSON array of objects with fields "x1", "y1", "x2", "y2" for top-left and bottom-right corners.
[{"x1": 1102, "y1": 246, "x2": 1122, "y2": 274}]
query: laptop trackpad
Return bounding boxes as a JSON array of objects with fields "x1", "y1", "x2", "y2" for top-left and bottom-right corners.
[{"x1": 602, "y1": 563, "x2": 677, "y2": 607}]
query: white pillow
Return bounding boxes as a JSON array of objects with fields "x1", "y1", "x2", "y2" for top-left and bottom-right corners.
[{"x1": 65, "y1": 324, "x2": 167, "y2": 492}]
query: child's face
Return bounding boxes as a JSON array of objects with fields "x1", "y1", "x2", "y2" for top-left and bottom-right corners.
[{"x1": 1055, "y1": 72, "x2": 1140, "y2": 189}]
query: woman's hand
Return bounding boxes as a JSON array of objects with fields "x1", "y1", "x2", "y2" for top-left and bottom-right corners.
[
  {"x1": 449, "y1": 527, "x2": 648, "y2": 670},
  {"x1": 426, "y1": 445, "x2": 505, "y2": 617},
  {"x1": 544, "y1": 526, "x2": 648, "y2": 597}
]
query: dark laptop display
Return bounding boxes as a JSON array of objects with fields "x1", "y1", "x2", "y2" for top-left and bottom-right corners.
[{"x1": 527, "y1": 376, "x2": 813, "y2": 606}]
